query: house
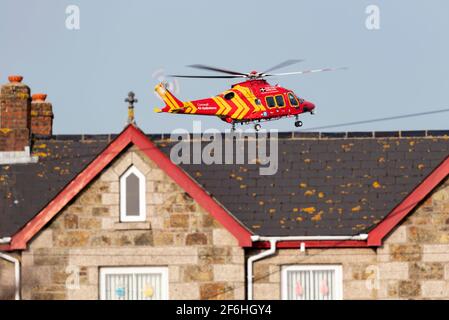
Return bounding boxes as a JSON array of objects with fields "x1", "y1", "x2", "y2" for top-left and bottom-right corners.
[{"x1": 1, "y1": 75, "x2": 449, "y2": 300}]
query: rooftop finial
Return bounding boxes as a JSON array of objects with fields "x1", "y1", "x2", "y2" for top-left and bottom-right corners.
[{"x1": 125, "y1": 91, "x2": 138, "y2": 125}]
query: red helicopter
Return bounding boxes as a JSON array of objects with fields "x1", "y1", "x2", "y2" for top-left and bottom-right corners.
[{"x1": 154, "y1": 60, "x2": 345, "y2": 131}]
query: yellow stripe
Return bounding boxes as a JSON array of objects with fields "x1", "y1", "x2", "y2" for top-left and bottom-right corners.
[
  {"x1": 245, "y1": 86, "x2": 265, "y2": 111},
  {"x1": 216, "y1": 97, "x2": 232, "y2": 116},
  {"x1": 184, "y1": 103, "x2": 191, "y2": 114},
  {"x1": 186, "y1": 101, "x2": 197, "y2": 114},
  {"x1": 212, "y1": 97, "x2": 225, "y2": 115},
  {"x1": 230, "y1": 94, "x2": 244, "y2": 119},
  {"x1": 166, "y1": 91, "x2": 182, "y2": 109},
  {"x1": 233, "y1": 86, "x2": 259, "y2": 112},
  {"x1": 156, "y1": 85, "x2": 176, "y2": 111},
  {"x1": 233, "y1": 86, "x2": 265, "y2": 112},
  {"x1": 217, "y1": 98, "x2": 229, "y2": 115},
  {"x1": 232, "y1": 93, "x2": 250, "y2": 120},
  {"x1": 164, "y1": 97, "x2": 176, "y2": 111}
]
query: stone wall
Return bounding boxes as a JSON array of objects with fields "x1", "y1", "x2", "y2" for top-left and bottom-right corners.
[
  {"x1": 20, "y1": 146, "x2": 245, "y2": 300},
  {"x1": 0, "y1": 253, "x2": 17, "y2": 300},
  {"x1": 251, "y1": 176, "x2": 449, "y2": 300}
]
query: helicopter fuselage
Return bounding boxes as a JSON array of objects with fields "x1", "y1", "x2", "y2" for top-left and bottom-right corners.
[{"x1": 154, "y1": 79, "x2": 315, "y2": 127}]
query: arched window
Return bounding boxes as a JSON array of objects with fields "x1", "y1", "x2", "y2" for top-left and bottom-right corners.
[{"x1": 120, "y1": 166, "x2": 146, "y2": 222}]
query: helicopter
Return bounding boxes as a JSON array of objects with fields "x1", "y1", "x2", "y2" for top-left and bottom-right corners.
[{"x1": 154, "y1": 60, "x2": 346, "y2": 131}]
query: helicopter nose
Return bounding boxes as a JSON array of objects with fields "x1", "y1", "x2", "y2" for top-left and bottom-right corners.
[{"x1": 304, "y1": 101, "x2": 315, "y2": 111}]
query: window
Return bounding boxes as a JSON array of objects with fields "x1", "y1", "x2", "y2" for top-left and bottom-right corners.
[
  {"x1": 254, "y1": 98, "x2": 261, "y2": 105},
  {"x1": 265, "y1": 96, "x2": 276, "y2": 108},
  {"x1": 275, "y1": 95, "x2": 285, "y2": 107},
  {"x1": 224, "y1": 92, "x2": 235, "y2": 100},
  {"x1": 120, "y1": 166, "x2": 146, "y2": 222},
  {"x1": 281, "y1": 265, "x2": 342, "y2": 300},
  {"x1": 288, "y1": 93, "x2": 299, "y2": 106},
  {"x1": 100, "y1": 267, "x2": 168, "y2": 300}
]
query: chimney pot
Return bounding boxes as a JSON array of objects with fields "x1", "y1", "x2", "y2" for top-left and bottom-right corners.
[
  {"x1": 8, "y1": 75, "x2": 23, "y2": 83},
  {"x1": 32, "y1": 93, "x2": 47, "y2": 102}
]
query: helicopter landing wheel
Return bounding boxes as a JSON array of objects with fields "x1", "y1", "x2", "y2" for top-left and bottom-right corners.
[
  {"x1": 231, "y1": 122, "x2": 236, "y2": 131},
  {"x1": 294, "y1": 121, "x2": 303, "y2": 128},
  {"x1": 254, "y1": 123, "x2": 261, "y2": 131}
]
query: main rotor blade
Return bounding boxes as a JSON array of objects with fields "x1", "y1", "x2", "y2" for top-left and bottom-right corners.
[
  {"x1": 187, "y1": 64, "x2": 247, "y2": 76},
  {"x1": 262, "y1": 59, "x2": 305, "y2": 74},
  {"x1": 265, "y1": 66, "x2": 348, "y2": 77},
  {"x1": 169, "y1": 74, "x2": 247, "y2": 79}
]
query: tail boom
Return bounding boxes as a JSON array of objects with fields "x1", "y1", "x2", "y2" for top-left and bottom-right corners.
[{"x1": 154, "y1": 83, "x2": 185, "y2": 113}]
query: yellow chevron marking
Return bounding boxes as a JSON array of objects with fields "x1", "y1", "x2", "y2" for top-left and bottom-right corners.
[
  {"x1": 185, "y1": 107, "x2": 192, "y2": 113},
  {"x1": 242, "y1": 101, "x2": 251, "y2": 119},
  {"x1": 155, "y1": 85, "x2": 176, "y2": 111},
  {"x1": 216, "y1": 97, "x2": 232, "y2": 116},
  {"x1": 241, "y1": 85, "x2": 266, "y2": 111},
  {"x1": 232, "y1": 86, "x2": 252, "y2": 110},
  {"x1": 216, "y1": 97, "x2": 229, "y2": 116},
  {"x1": 186, "y1": 101, "x2": 197, "y2": 114},
  {"x1": 166, "y1": 91, "x2": 181, "y2": 109},
  {"x1": 212, "y1": 97, "x2": 225, "y2": 115},
  {"x1": 234, "y1": 86, "x2": 259, "y2": 113},
  {"x1": 233, "y1": 93, "x2": 250, "y2": 120},
  {"x1": 165, "y1": 98, "x2": 176, "y2": 111},
  {"x1": 233, "y1": 86, "x2": 265, "y2": 112},
  {"x1": 229, "y1": 93, "x2": 244, "y2": 119}
]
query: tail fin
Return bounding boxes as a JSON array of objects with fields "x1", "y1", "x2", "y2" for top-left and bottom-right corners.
[{"x1": 154, "y1": 83, "x2": 184, "y2": 112}]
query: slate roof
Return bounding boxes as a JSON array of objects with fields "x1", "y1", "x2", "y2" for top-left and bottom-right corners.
[
  {"x1": 168, "y1": 134, "x2": 449, "y2": 236},
  {"x1": 0, "y1": 138, "x2": 109, "y2": 237},
  {"x1": 1, "y1": 131, "x2": 449, "y2": 238}
]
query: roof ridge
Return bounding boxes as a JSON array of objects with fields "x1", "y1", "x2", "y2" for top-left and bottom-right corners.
[{"x1": 38, "y1": 129, "x2": 449, "y2": 142}]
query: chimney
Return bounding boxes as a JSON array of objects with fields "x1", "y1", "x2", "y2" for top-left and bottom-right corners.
[
  {"x1": 0, "y1": 75, "x2": 31, "y2": 152},
  {"x1": 31, "y1": 93, "x2": 53, "y2": 137}
]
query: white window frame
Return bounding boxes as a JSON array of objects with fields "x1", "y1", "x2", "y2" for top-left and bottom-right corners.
[
  {"x1": 119, "y1": 165, "x2": 146, "y2": 222},
  {"x1": 99, "y1": 266, "x2": 169, "y2": 300},
  {"x1": 281, "y1": 265, "x2": 343, "y2": 300}
]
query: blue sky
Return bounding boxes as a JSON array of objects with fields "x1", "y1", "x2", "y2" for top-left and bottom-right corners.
[{"x1": 1, "y1": 0, "x2": 448, "y2": 133}]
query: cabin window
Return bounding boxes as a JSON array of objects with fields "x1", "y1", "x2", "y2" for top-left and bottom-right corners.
[
  {"x1": 288, "y1": 93, "x2": 299, "y2": 106},
  {"x1": 120, "y1": 166, "x2": 146, "y2": 222},
  {"x1": 275, "y1": 95, "x2": 285, "y2": 107},
  {"x1": 265, "y1": 96, "x2": 276, "y2": 108},
  {"x1": 281, "y1": 265, "x2": 343, "y2": 300},
  {"x1": 224, "y1": 92, "x2": 235, "y2": 100},
  {"x1": 255, "y1": 98, "x2": 261, "y2": 105},
  {"x1": 100, "y1": 267, "x2": 168, "y2": 300}
]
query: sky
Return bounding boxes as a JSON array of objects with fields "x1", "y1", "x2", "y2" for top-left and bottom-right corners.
[{"x1": 0, "y1": 0, "x2": 448, "y2": 134}]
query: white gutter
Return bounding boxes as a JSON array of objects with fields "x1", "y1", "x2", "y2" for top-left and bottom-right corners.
[
  {"x1": 251, "y1": 234, "x2": 368, "y2": 242},
  {"x1": 246, "y1": 233, "x2": 368, "y2": 300},
  {"x1": 0, "y1": 252, "x2": 21, "y2": 300}
]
